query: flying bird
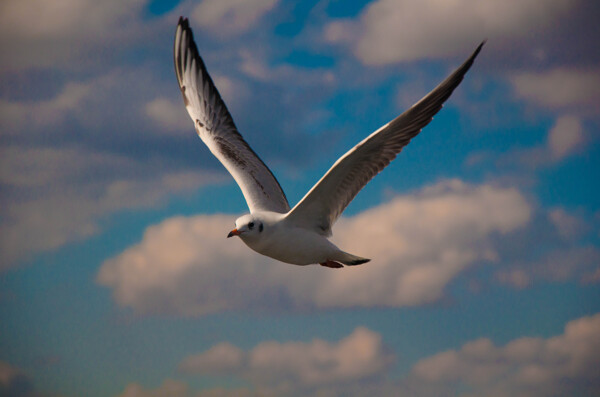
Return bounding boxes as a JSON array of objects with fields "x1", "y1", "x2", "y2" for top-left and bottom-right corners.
[{"x1": 174, "y1": 17, "x2": 483, "y2": 268}]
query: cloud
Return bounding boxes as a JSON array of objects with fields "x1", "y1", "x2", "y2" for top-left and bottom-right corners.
[
  {"x1": 522, "y1": 115, "x2": 586, "y2": 165},
  {"x1": 511, "y1": 68, "x2": 600, "y2": 112},
  {"x1": 238, "y1": 49, "x2": 336, "y2": 86},
  {"x1": 98, "y1": 180, "x2": 531, "y2": 316},
  {"x1": 191, "y1": 0, "x2": 279, "y2": 37},
  {"x1": 0, "y1": 145, "x2": 223, "y2": 269},
  {"x1": 0, "y1": 62, "x2": 331, "y2": 269},
  {"x1": 1, "y1": 66, "x2": 251, "y2": 172},
  {"x1": 117, "y1": 380, "x2": 254, "y2": 397},
  {"x1": 117, "y1": 313, "x2": 600, "y2": 396},
  {"x1": 324, "y1": 0, "x2": 573, "y2": 65},
  {"x1": 547, "y1": 115, "x2": 585, "y2": 159},
  {"x1": 468, "y1": 67, "x2": 597, "y2": 172},
  {"x1": 489, "y1": 205, "x2": 599, "y2": 289},
  {"x1": 117, "y1": 379, "x2": 189, "y2": 397},
  {"x1": 549, "y1": 207, "x2": 589, "y2": 239},
  {"x1": 496, "y1": 245, "x2": 600, "y2": 289},
  {"x1": 470, "y1": 115, "x2": 588, "y2": 169},
  {"x1": 179, "y1": 327, "x2": 394, "y2": 394},
  {"x1": 145, "y1": 97, "x2": 191, "y2": 133},
  {"x1": 0, "y1": 70, "x2": 188, "y2": 143},
  {"x1": 495, "y1": 68, "x2": 599, "y2": 169},
  {"x1": 210, "y1": 75, "x2": 250, "y2": 109},
  {"x1": 0, "y1": 360, "x2": 33, "y2": 396},
  {"x1": 194, "y1": 389, "x2": 255, "y2": 397},
  {"x1": 179, "y1": 342, "x2": 245, "y2": 374},
  {"x1": 0, "y1": 65, "x2": 246, "y2": 269},
  {"x1": 406, "y1": 312, "x2": 600, "y2": 396},
  {"x1": 0, "y1": 81, "x2": 92, "y2": 135},
  {"x1": 0, "y1": 0, "x2": 150, "y2": 71}
]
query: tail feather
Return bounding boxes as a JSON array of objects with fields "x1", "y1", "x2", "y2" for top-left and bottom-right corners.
[{"x1": 335, "y1": 251, "x2": 371, "y2": 266}]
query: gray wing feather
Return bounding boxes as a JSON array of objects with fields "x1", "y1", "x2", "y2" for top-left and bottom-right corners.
[
  {"x1": 286, "y1": 42, "x2": 484, "y2": 235},
  {"x1": 174, "y1": 17, "x2": 290, "y2": 214}
]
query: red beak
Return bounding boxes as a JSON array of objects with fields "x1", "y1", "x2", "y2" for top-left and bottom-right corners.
[{"x1": 227, "y1": 228, "x2": 241, "y2": 238}]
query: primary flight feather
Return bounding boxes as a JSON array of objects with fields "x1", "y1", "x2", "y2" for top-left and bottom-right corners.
[{"x1": 174, "y1": 17, "x2": 484, "y2": 268}]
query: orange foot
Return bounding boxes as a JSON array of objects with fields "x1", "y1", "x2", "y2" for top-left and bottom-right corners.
[{"x1": 320, "y1": 260, "x2": 344, "y2": 269}]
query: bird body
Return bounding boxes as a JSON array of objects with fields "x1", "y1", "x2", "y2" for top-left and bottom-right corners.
[
  {"x1": 229, "y1": 211, "x2": 368, "y2": 267},
  {"x1": 173, "y1": 17, "x2": 483, "y2": 268}
]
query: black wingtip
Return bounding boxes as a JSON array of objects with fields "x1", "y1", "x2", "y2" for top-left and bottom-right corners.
[
  {"x1": 446, "y1": 40, "x2": 484, "y2": 87},
  {"x1": 473, "y1": 40, "x2": 486, "y2": 58},
  {"x1": 174, "y1": 15, "x2": 203, "y2": 86},
  {"x1": 175, "y1": 16, "x2": 200, "y2": 60},
  {"x1": 464, "y1": 40, "x2": 485, "y2": 68}
]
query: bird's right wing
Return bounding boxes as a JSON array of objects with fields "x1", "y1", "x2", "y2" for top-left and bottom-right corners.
[
  {"x1": 174, "y1": 17, "x2": 290, "y2": 214},
  {"x1": 285, "y1": 42, "x2": 484, "y2": 235}
]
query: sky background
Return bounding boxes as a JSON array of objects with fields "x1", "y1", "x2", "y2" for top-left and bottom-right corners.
[{"x1": 1, "y1": 0, "x2": 599, "y2": 396}]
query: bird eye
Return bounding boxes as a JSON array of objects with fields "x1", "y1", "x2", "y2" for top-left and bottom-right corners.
[{"x1": 248, "y1": 222, "x2": 254, "y2": 229}]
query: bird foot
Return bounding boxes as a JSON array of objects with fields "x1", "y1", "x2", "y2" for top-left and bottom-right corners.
[{"x1": 320, "y1": 260, "x2": 344, "y2": 269}]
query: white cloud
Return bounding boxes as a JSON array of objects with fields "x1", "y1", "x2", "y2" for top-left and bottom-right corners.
[
  {"x1": 179, "y1": 343, "x2": 245, "y2": 374},
  {"x1": 116, "y1": 380, "x2": 254, "y2": 397},
  {"x1": 549, "y1": 207, "x2": 588, "y2": 239},
  {"x1": 0, "y1": 81, "x2": 92, "y2": 135},
  {"x1": 325, "y1": 0, "x2": 572, "y2": 65},
  {"x1": 0, "y1": 0, "x2": 144, "y2": 38},
  {"x1": 116, "y1": 314, "x2": 600, "y2": 396},
  {"x1": 493, "y1": 206, "x2": 598, "y2": 289},
  {"x1": 97, "y1": 213, "x2": 268, "y2": 315},
  {"x1": 0, "y1": 66, "x2": 239, "y2": 269},
  {"x1": 191, "y1": 0, "x2": 279, "y2": 37},
  {"x1": 195, "y1": 388, "x2": 256, "y2": 397},
  {"x1": 238, "y1": 50, "x2": 336, "y2": 87},
  {"x1": 211, "y1": 75, "x2": 250, "y2": 108},
  {"x1": 117, "y1": 379, "x2": 189, "y2": 397},
  {"x1": 0, "y1": 0, "x2": 148, "y2": 71},
  {"x1": 0, "y1": 145, "x2": 223, "y2": 269},
  {"x1": 0, "y1": 70, "x2": 183, "y2": 138},
  {"x1": 511, "y1": 68, "x2": 600, "y2": 111},
  {"x1": 98, "y1": 180, "x2": 531, "y2": 316},
  {"x1": 179, "y1": 327, "x2": 394, "y2": 393},
  {"x1": 501, "y1": 69, "x2": 599, "y2": 169},
  {"x1": 496, "y1": 246, "x2": 600, "y2": 289},
  {"x1": 407, "y1": 312, "x2": 600, "y2": 396},
  {"x1": 145, "y1": 97, "x2": 191, "y2": 133},
  {"x1": 547, "y1": 115, "x2": 585, "y2": 160},
  {"x1": 496, "y1": 268, "x2": 531, "y2": 289},
  {"x1": 482, "y1": 115, "x2": 587, "y2": 169}
]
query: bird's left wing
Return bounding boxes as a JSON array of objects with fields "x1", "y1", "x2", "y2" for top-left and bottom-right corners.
[
  {"x1": 285, "y1": 42, "x2": 484, "y2": 235},
  {"x1": 174, "y1": 17, "x2": 290, "y2": 214}
]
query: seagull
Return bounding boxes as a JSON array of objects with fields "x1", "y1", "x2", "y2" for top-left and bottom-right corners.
[{"x1": 174, "y1": 17, "x2": 484, "y2": 268}]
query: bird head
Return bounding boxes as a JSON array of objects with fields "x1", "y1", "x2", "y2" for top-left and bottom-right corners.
[{"x1": 228, "y1": 214, "x2": 263, "y2": 239}]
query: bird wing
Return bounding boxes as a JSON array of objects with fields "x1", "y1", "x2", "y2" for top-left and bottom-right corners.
[
  {"x1": 285, "y1": 42, "x2": 484, "y2": 235},
  {"x1": 174, "y1": 17, "x2": 290, "y2": 214}
]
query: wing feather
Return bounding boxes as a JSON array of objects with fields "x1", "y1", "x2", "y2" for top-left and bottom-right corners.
[
  {"x1": 174, "y1": 17, "x2": 290, "y2": 214},
  {"x1": 286, "y1": 42, "x2": 485, "y2": 234}
]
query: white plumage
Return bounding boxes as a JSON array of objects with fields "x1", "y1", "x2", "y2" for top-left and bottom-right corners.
[{"x1": 174, "y1": 17, "x2": 484, "y2": 268}]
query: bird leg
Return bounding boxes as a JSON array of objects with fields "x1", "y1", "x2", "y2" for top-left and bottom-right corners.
[{"x1": 320, "y1": 260, "x2": 344, "y2": 269}]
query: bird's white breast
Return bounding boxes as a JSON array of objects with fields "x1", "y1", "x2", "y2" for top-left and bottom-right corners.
[{"x1": 242, "y1": 222, "x2": 339, "y2": 266}]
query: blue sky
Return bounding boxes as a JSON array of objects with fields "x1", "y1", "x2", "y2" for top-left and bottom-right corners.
[{"x1": 1, "y1": 0, "x2": 599, "y2": 396}]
